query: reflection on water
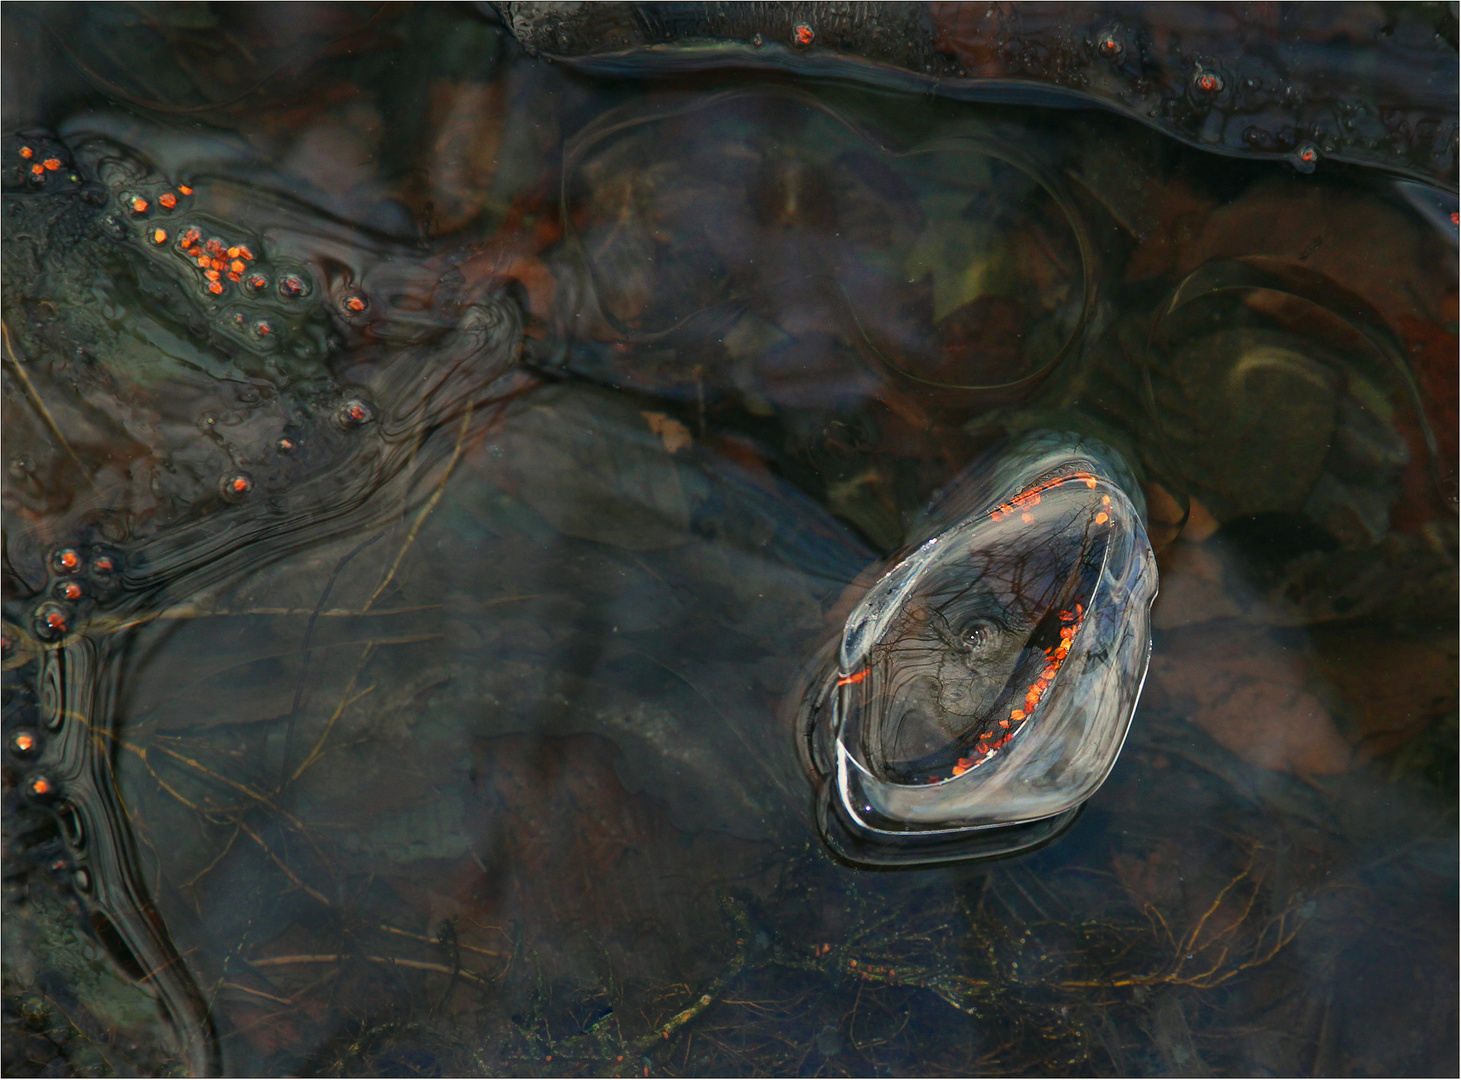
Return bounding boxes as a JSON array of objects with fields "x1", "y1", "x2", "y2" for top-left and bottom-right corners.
[{"x1": 2, "y1": 4, "x2": 1456, "y2": 1076}]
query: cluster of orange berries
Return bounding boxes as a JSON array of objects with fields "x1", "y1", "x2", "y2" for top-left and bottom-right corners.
[
  {"x1": 990, "y1": 472, "x2": 1103, "y2": 525},
  {"x1": 989, "y1": 473, "x2": 1115, "y2": 529},
  {"x1": 28, "y1": 547, "x2": 121, "y2": 645},
  {"x1": 162, "y1": 224, "x2": 258, "y2": 298},
  {"x1": 17, "y1": 144, "x2": 63, "y2": 176}
]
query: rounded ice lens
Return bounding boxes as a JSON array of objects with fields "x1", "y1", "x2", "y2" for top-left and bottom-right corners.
[{"x1": 803, "y1": 432, "x2": 1158, "y2": 866}]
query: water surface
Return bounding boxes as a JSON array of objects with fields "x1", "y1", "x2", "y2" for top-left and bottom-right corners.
[{"x1": 3, "y1": 4, "x2": 1456, "y2": 1076}]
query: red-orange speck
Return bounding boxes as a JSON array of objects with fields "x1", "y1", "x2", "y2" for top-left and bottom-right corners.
[
  {"x1": 1095, "y1": 511, "x2": 1109, "y2": 524},
  {"x1": 230, "y1": 476, "x2": 250, "y2": 492},
  {"x1": 60, "y1": 583, "x2": 82, "y2": 601},
  {"x1": 30, "y1": 777, "x2": 52, "y2": 796},
  {"x1": 58, "y1": 551, "x2": 79, "y2": 571},
  {"x1": 45, "y1": 611, "x2": 66, "y2": 630},
  {"x1": 255, "y1": 321, "x2": 272, "y2": 336},
  {"x1": 19, "y1": 146, "x2": 33, "y2": 159},
  {"x1": 30, "y1": 163, "x2": 44, "y2": 175},
  {"x1": 344, "y1": 295, "x2": 367, "y2": 313},
  {"x1": 94, "y1": 557, "x2": 114, "y2": 572},
  {"x1": 13, "y1": 733, "x2": 35, "y2": 753},
  {"x1": 793, "y1": 23, "x2": 814, "y2": 45},
  {"x1": 178, "y1": 184, "x2": 193, "y2": 195},
  {"x1": 130, "y1": 196, "x2": 149, "y2": 213}
]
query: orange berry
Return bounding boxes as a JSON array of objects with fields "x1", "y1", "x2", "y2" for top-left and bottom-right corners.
[
  {"x1": 19, "y1": 146, "x2": 33, "y2": 158},
  {"x1": 159, "y1": 192, "x2": 177, "y2": 208},
  {"x1": 43, "y1": 158, "x2": 61, "y2": 171}
]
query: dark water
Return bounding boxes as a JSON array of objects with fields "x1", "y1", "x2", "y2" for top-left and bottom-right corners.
[{"x1": 2, "y1": 4, "x2": 1456, "y2": 1076}]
